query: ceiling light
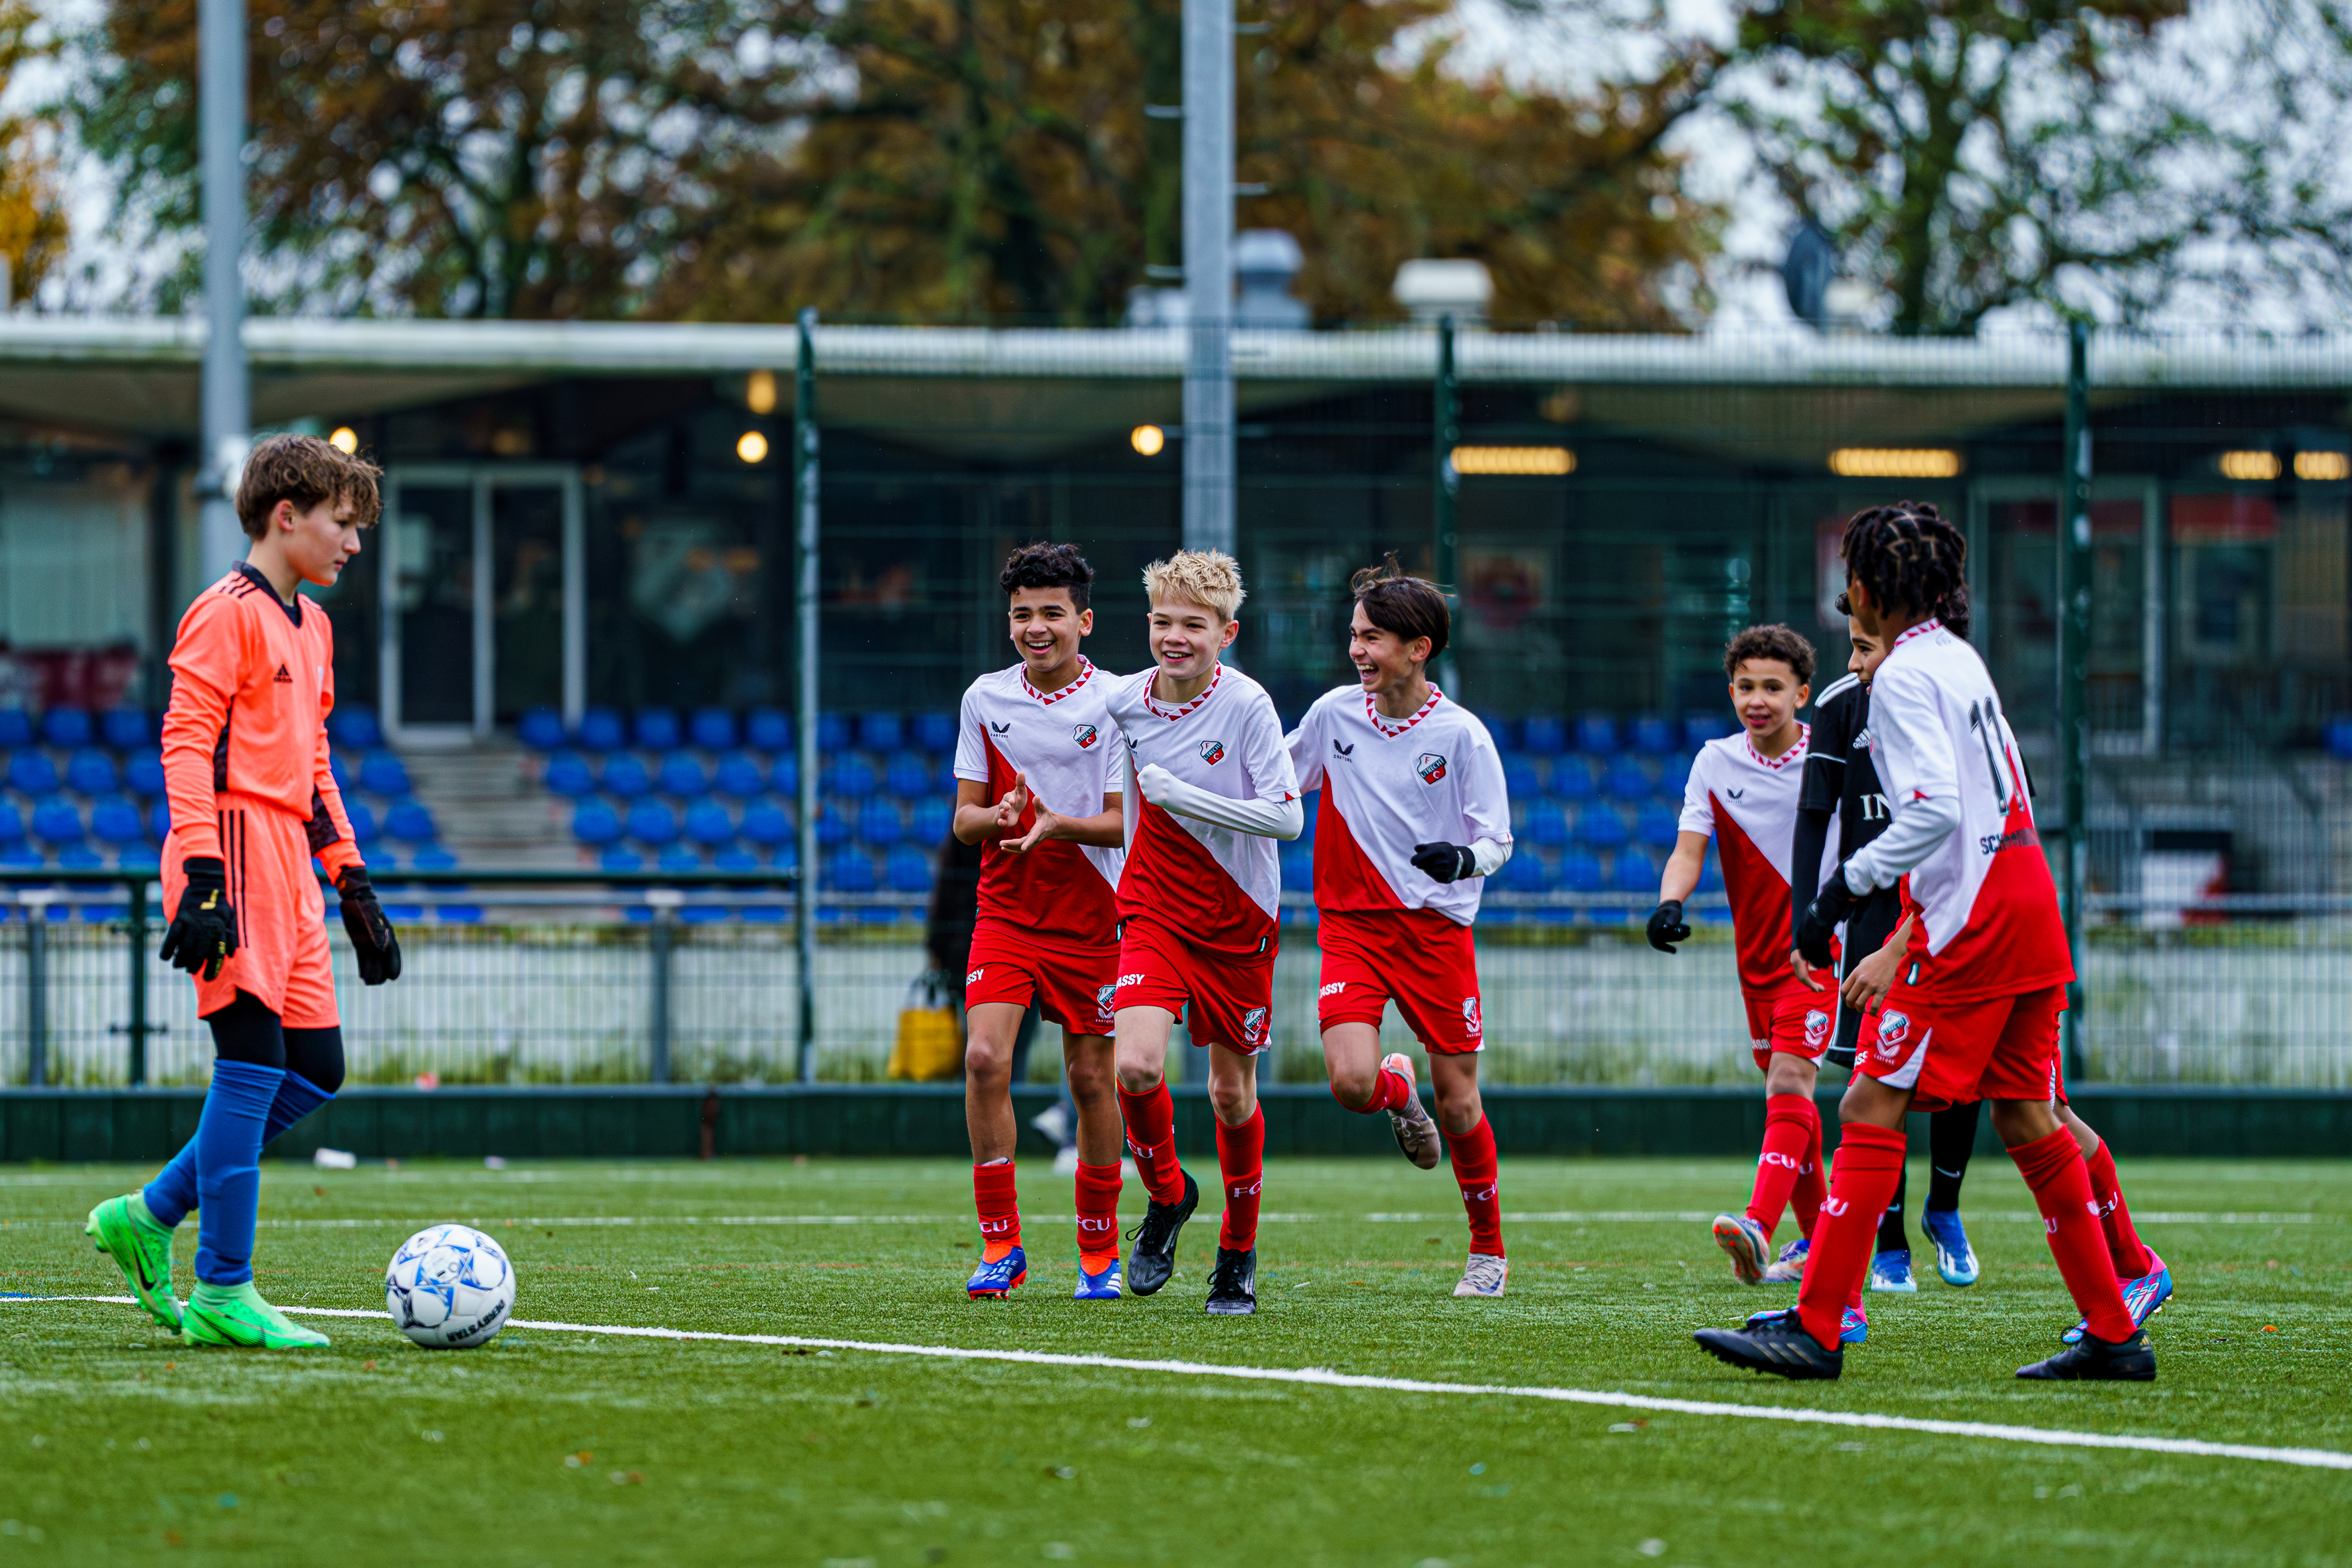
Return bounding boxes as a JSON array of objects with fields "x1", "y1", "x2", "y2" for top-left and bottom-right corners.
[
  {"x1": 2294, "y1": 450, "x2": 2349, "y2": 482},
  {"x1": 1827, "y1": 448, "x2": 1962, "y2": 479},
  {"x1": 2218, "y1": 450, "x2": 2281, "y2": 481},
  {"x1": 1450, "y1": 446, "x2": 1575, "y2": 477},
  {"x1": 746, "y1": 370, "x2": 778, "y2": 416},
  {"x1": 1131, "y1": 425, "x2": 1167, "y2": 457},
  {"x1": 328, "y1": 427, "x2": 359, "y2": 454},
  {"x1": 736, "y1": 430, "x2": 770, "y2": 464}
]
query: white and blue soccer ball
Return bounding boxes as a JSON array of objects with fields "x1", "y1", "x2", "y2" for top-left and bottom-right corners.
[{"x1": 385, "y1": 1224, "x2": 515, "y2": 1349}]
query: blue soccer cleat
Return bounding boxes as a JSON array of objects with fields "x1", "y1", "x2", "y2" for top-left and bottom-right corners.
[
  {"x1": 1842, "y1": 1304, "x2": 1869, "y2": 1345},
  {"x1": 2061, "y1": 1248, "x2": 2171, "y2": 1345},
  {"x1": 1074, "y1": 1255, "x2": 1123, "y2": 1302},
  {"x1": 1921, "y1": 1208, "x2": 1979, "y2": 1287},
  {"x1": 1712, "y1": 1213, "x2": 1773, "y2": 1285},
  {"x1": 1761, "y1": 1235, "x2": 1809, "y2": 1284},
  {"x1": 965, "y1": 1246, "x2": 1028, "y2": 1299},
  {"x1": 1868, "y1": 1248, "x2": 1918, "y2": 1293}
]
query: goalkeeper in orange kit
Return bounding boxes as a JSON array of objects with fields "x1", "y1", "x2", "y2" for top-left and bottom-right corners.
[{"x1": 84, "y1": 434, "x2": 404, "y2": 1350}]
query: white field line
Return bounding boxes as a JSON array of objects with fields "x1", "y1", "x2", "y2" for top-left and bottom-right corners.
[
  {"x1": 6, "y1": 1293, "x2": 2349, "y2": 1473},
  {"x1": 0, "y1": 1210, "x2": 2332, "y2": 1230}
]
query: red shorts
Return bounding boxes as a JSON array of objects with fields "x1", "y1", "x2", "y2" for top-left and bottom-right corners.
[
  {"x1": 1315, "y1": 907, "x2": 1483, "y2": 1053},
  {"x1": 1855, "y1": 982, "x2": 2065, "y2": 1112},
  {"x1": 1745, "y1": 983, "x2": 1832, "y2": 1073},
  {"x1": 963, "y1": 919, "x2": 1117, "y2": 1037},
  {"x1": 163, "y1": 793, "x2": 339, "y2": 1029},
  {"x1": 1112, "y1": 917, "x2": 1276, "y2": 1055}
]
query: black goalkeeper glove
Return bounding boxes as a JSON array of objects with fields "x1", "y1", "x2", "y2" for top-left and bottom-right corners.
[
  {"x1": 1795, "y1": 862, "x2": 1861, "y2": 968},
  {"x1": 1409, "y1": 842, "x2": 1478, "y2": 883},
  {"x1": 335, "y1": 866, "x2": 404, "y2": 985},
  {"x1": 1645, "y1": 899, "x2": 1690, "y2": 954},
  {"x1": 160, "y1": 856, "x2": 238, "y2": 981}
]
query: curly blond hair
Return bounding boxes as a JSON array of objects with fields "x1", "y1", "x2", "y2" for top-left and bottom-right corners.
[{"x1": 1141, "y1": 549, "x2": 1246, "y2": 623}]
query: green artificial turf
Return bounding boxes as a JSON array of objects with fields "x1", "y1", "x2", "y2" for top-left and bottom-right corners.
[{"x1": 2, "y1": 1156, "x2": 2347, "y2": 1566}]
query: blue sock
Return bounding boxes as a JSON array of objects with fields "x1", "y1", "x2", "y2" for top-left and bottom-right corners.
[
  {"x1": 146, "y1": 1071, "x2": 336, "y2": 1230},
  {"x1": 190, "y1": 1061, "x2": 286, "y2": 1287}
]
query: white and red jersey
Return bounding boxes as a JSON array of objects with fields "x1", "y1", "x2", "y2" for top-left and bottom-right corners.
[
  {"x1": 1680, "y1": 725, "x2": 1838, "y2": 998},
  {"x1": 1860, "y1": 620, "x2": 2072, "y2": 1001},
  {"x1": 952, "y1": 657, "x2": 1125, "y2": 948},
  {"x1": 1106, "y1": 663, "x2": 1300, "y2": 957},
  {"x1": 1286, "y1": 684, "x2": 1510, "y2": 928}
]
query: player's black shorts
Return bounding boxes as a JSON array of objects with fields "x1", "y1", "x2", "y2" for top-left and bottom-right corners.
[{"x1": 1825, "y1": 890, "x2": 1904, "y2": 1070}]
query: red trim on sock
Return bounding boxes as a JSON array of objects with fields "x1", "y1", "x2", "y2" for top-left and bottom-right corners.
[
  {"x1": 1797, "y1": 1121, "x2": 1905, "y2": 1350},
  {"x1": 1447, "y1": 1115, "x2": 1503, "y2": 1256},
  {"x1": 2084, "y1": 1140, "x2": 2154, "y2": 1278},
  {"x1": 973, "y1": 1160, "x2": 1020, "y2": 1257},
  {"x1": 1074, "y1": 1160, "x2": 1122, "y2": 1262},
  {"x1": 1215, "y1": 1106, "x2": 1265, "y2": 1252},
  {"x1": 1746, "y1": 1095, "x2": 1816, "y2": 1240},
  {"x1": 2012, "y1": 1127, "x2": 2136, "y2": 1343},
  {"x1": 1118, "y1": 1083, "x2": 1186, "y2": 1205}
]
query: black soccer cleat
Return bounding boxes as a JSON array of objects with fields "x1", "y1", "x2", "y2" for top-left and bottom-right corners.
[
  {"x1": 2017, "y1": 1327, "x2": 2156, "y2": 1382},
  {"x1": 1204, "y1": 1246, "x2": 1258, "y2": 1316},
  {"x1": 1693, "y1": 1308, "x2": 1844, "y2": 1381},
  {"x1": 1125, "y1": 1169, "x2": 1199, "y2": 1297}
]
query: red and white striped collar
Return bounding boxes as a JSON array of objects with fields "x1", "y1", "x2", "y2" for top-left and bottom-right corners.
[
  {"x1": 1892, "y1": 618, "x2": 1942, "y2": 650},
  {"x1": 1021, "y1": 655, "x2": 1096, "y2": 706},
  {"x1": 1745, "y1": 720, "x2": 1808, "y2": 771},
  {"x1": 1365, "y1": 684, "x2": 1443, "y2": 738},
  {"x1": 1141, "y1": 663, "x2": 1221, "y2": 722}
]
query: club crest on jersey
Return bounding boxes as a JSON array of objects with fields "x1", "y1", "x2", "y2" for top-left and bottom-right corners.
[
  {"x1": 1072, "y1": 723, "x2": 1099, "y2": 749},
  {"x1": 1198, "y1": 739, "x2": 1226, "y2": 765},
  {"x1": 1096, "y1": 983, "x2": 1117, "y2": 1017},
  {"x1": 1876, "y1": 1010, "x2": 1911, "y2": 1056},
  {"x1": 1461, "y1": 996, "x2": 1482, "y2": 1037},
  {"x1": 1416, "y1": 751, "x2": 1447, "y2": 785},
  {"x1": 1804, "y1": 1009, "x2": 1830, "y2": 1048},
  {"x1": 1242, "y1": 1006, "x2": 1267, "y2": 1044}
]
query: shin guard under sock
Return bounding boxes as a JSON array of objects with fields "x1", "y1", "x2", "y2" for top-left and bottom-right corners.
[
  {"x1": 1746, "y1": 1095, "x2": 1819, "y2": 1238},
  {"x1": 1074, "y1": 1161, "x2": 1122, "y2": 1262},
  {"x1": 1215, "y1": 1106, "x2": 1265, "y2": 1252},
  {"x1": 1117, "y1": 1083, "x2": 1186, "y2": 1204},
  {"x1": 2012, "y1": 1127, "x2": 2136, "y2": 1342},
  {"x1": 2083, "y1": 1139, "x2": 2154, "y2": 1278},
  {"x1": 191, "y1": 1061, "x2": 285, "y2": 1287},
  {"x1": 973, "y1": 1159, "x2": 1020, "y2": 1259},
  {"x1": 1790, "y1": 1100, "x2": 1827, "y2": 1238},
  {"x1": 1335, "y1": 1066, "x2": 1412, "y2": 1116},
  {"x1": 1796, "y1": 1121, "x2": 1906, "y2": 1349},
  {"x1": 1447, "y1": 1116, "x2": 1503, "y2": 1256},
  {"x1": 1925, "y1": 1099, "x2": 1981, "y2": 1213},
  {"x1": 146, "y1": 1070, "x2": 336, "y2": 1230}
]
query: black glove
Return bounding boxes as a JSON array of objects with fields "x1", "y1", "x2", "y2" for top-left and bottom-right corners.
[
  {"x1": 160, "y1": 856, "x2": 238, "y2": 981},
  {"x1": 1645, "y1": 899, "x2": 1690, "y2": 954},
  {"x1": 1409, "y1": 842, "x2": 1477, "y2": 883},
  {"x1": 1795, "y1": 861, "x2": 1861, "y2": 968},
  {"x1": 336, "y1": 866, "x2": 403, "y2": 985}
]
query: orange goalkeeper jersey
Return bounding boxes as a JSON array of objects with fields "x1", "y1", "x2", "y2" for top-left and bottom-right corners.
[{"x1": 161, "y1": 564, "x2": 364, "y2": 875}]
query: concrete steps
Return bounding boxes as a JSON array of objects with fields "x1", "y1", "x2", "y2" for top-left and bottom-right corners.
[{"x1": 397, "y1": 738, "x2": 578, "y2": 869}]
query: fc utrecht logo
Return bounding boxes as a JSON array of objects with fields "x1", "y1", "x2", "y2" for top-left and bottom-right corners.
[
  {"x1": 1198, "y1": 739, "x2": 1227, "y2": 765},
  {"x1": 1804, "y1": 1009, "x2": 1831, "y2": 1049},
  {"x1": 1096, "y1": 983, "x2": 1117, "y2": 1018},
  {"x1": 1242, "y1": 1006, "x2": 1268, "y2": 1044},
  {"x1": 1072, "y1": 723, "x2": 1099, "y2": 749},
  {"x1": 1461, "y1": 996, "x2": 1482, "y2": 1038},
  {"x1": 1416, "y1": 751, "x2": 1448, "y2": 785},
  {"x1": 1875, "y1": 1009, "x2": 1911, "y2": 1057}
]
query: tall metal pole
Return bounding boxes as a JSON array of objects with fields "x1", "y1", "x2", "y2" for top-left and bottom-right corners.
[
  {"x1": 1432, "y1": 316, "x2": 1461, "y2": 696},
  {"x1": 197, "y1": 0, "x2": 250, "y2": 577},
  {"x1": 2059, "y1": 319, "x2": 2092, "y2": 1077},
  {"x1": 792, "y1": 310, "x2": 821, "y2": 1083},
  {"x1": 1180, "y1": 0, "x2": 1234, "y2": 555}
]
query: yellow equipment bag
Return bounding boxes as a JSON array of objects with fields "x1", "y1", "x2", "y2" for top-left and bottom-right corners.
[{"x1": 889, "y1": 971, "x2": 964, "y2": 1081}]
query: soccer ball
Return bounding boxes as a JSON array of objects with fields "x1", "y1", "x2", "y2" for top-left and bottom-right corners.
[{"x1": 385, "y1": 1224, "x2": 515, "y2": 1349}]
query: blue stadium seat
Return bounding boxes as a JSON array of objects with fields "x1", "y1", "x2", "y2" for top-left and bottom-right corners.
[
  {"x1": 1279, "y1": 841, "x2": 1312, "y2": 886},
  {"x1": 712, "y1": 752, "x2": 765, "y2": 799},
  {"x1": 1475, "y1": 711, "x2": 1518, "y2": 752},
  {"x1": 1684, "y1": 711, "x2": 1731, "y2": 749},
  {"x1": 600, "y1": 848, "x2": 644, "y2": 872},
  {"x1": 1575, "y1": 713, "x2": 1618, "y2": 753},
  {"x1": 42, "y1": 707, "x2": 91, "y2": 747},
  {"x1": 1519, "y1": 715, "x2": 1566, "y2": 755},
  {"x1": 328, "y1": 706, "x2": 382, "y2": 750},
  {"x1": 101, "y1": 708, "x2": 153, "y2": 749},
  {"x1": 32, "y1": 796, "x2": 83, "y2": 845},
  {"x1": 745, "y1": 708, "x2": 792, "y2": 754},
  {"x1": 1524, "y1": 799, "x2": 1569, "y2": 847},
  {"x1": 857, "y1": 713, "x2": 904, "y2": 752},
  {"x1": 822, "y1": 757, "x2": 877, "y2": 798},
  {"x1": 412, "y1": 844, "x2": 460, "y2": 871},
  {"x1": 657, "y1": 751, "x2": 707, "y2": 797},
  {"x1": 713, "y1": 846, "x2": 760, "y2": 872},
  {"x1": 885, "y1": 843, "x2": 933, "y2": 893},
  {"x1": 342, "y1": 799, "x2": 380, "y2": 845},
  {"x1": 816, "y1": 803, "x2": 850, "y2": 848},
  {"x1": 2328, "y1": 715, "x2": 2352, "y2": 760},
  {"x1": 1662, "y1": 752, "x2": 1694, "y2": 794},
  {"x1": 1610, "y1": 848, "x2": 1659, "y2": 893},
  {"x1": 1558, "y1": 848, "x2": 1604, "y2": 893},
  {"x1": 740, "y1": 801, "x2": 792, "y2": 849},
  {"x1": 601, "y1": 754, "x2": 653, "y2": 799},
  {"x1": 0, "y1": 801, "x2": 21, "y2": 844},
  {"x1": 359, "y1": 750, "x2": 411, "y2": 797},
  {"x1": 518, "y1": 707, "x2": 567, "y2": 750},
  {"x1": 817, "y1": 713, "x2": 852, "y2": 753},
  {"x1": 543, "y1": 751, "x2": 596, "y2": 797},
  {"x1": 683, "y1": 798, "x2": 735, "y2": 849},
  {"x1": 1550, "y1": 756, "x2": 1596, "y2": 802},
  {"x1": 148, "y1": 801, "x2": 170, "y2": 843},
  {"x1": 384, "y1": 799, "x2": 438, "y2": 844},
  {"x1": 935, "y1": 758, "x2": 961, "y2": 795},
  {"x1": 1629, "y1": 714, "x2": 1676, "y2": 755},
  {"x1": 657, "y1": 845, "x2": 704, "y2": 874},
  {"x1": 1575, "y1": 802, "x2": 1627, "y2": 848},
  {"x1": 910, "y1": 796, "x2": 952, "y2": 844},
  {"x1": 67, "y1": 748, "x2": 119, "y2": 796},
  {"x1": 635, "y1": 708, "x2": 681, "y2": 750},
  {"x1": 913, "y1": 712, "x2": 957, "y2": 754},
  {"x1": 8, "y1": 752, "x2": 58, "y2": 795},
  {"x1": 824, "y1": 848, "x2": 877, "y2": 892},
  {"x1": 1500, "y1": 850, "x2": 1551, "y2": 892},
  {"x1": 0, "y1": 709, "x2": 30, "y2": 747},
  {"x1": 114, "y1": 843, "x2": 159, "y2": 873},
  {"x1": 884, "y1": 751, "x2": 932, "y2": 799},
  {"x1": 1501, "y1": 755, "x2": 1539, "y2": 799},
  {"x1": 770, "y1": 757, "x2": 799, "y2": 799},
  {"x1": 625, "y1": 801, "x2": 679, "y2": 847},
  {"x1": 1603, "y1": 756, "x2": 1651, "y2": 800},
  {"x1": 689, "y1": 708, "x2": 737, "y2": 751},
  {"x1": 58, "y1": 842, "x2": 103, "y2": 871},
  {"x1": 328, "y1": 750, "x2": 352, "y2": 794},
  {"x1": 126, "y1": 750, "x2": 165, "y2": 797},
  {"x1": 1636, "y1": 801, "x2": 1682, "y2": 849},
  {"x1": 577, "y1": 706, "x2": 626, "y2": 752},
  {"x1": 0, "y1": 841, "x2": 40, "y2": 870},
  {"x1": 856, "y1": 800, "x2": 905, "y2": 846}
]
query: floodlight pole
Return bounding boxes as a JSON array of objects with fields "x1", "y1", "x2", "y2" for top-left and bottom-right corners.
[
  {"x1": 1180, "y1": 0, "x2": 1234, "y2": 555},
  {"x1": 197, "y1": 0, "x2": 250, "y2": 577},
  {"x1": 793, "y1": 309, "x2": 821, "y2": 1084},
  {"x1": 2058, "y1": 319, "x2": 2092, "y2": 1079},
  {"x1": 1432, "y1": 316, "x2": 1461, "y2": 696}
]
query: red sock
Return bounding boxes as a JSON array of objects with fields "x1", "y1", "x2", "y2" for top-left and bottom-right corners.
[
  {"x1": 1118, "y1": 1083, "x2": 1186, "y2": 1205},
  {"x1": 1796, "y1": 1122, "x2": 1905, "y2": 1350},
  {"x1": 1335, "y1": 1067, "x2": 1412, "y2": 1115},
  {"x1": 1447, "y1": 1115, "x2": 1503, "y2": 1257},
  {"x1": 1746, "y1": 1095, "x2": 1818, "y2": 1240},
  {"x1": 1215, "y1": 1106, "x2": 1265, "y2": 1252},
  {"x1": 1791, "y1": 1103, "x2": 1827, "y2": 1238},
  {"x1": 2012, "y1": 1127, "x2": 2136, "y2": 1343},
  {"x1": 1074, "y1": 1160, "x2": 1122, "y2": 1263},
  {"x1": 2083, "y1": 1140, "x2": 2154, "y2": 1278},
  {"x1": 973, "y1": 1159, "x2": 1020, "y2": 1260}
]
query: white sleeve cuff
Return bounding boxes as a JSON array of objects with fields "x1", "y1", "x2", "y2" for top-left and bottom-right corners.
[{"x1": 1470, "y1": 837, "x2": 1511, "y2": 877}]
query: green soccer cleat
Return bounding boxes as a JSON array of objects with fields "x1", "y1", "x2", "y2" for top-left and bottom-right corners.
[
  {"x1": 85, "y1": 1193, "x2": 181, "y2": 1331},
  {"x1": 181, "y1": 1282, "x2": 333, "y2": 1350}
]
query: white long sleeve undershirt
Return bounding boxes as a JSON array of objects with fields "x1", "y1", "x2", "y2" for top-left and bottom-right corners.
[
  {"x1": 1844, "y1": 792, "x2": 1962, "y2": 893},
  {"x1": 1136, "y1": 764, "x2": 1304, "y2": 840},
  {"x1": 1469, "y1": 837, "x2": 1511, "y2": 876}
]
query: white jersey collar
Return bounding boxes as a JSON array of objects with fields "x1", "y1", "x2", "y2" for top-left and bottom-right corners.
[
  {"x1": 1744, "y1": 720, "x2": 1809, "y2": 772},
  {"x1": 1141, "y1": 663, "x2": 1221, "y2": 722},
  {"x1": 1021, "y1": 655, "x2": 1096, "y2": 707},
  {"x1": 1365, "y1": 684, "x2": 1443, "y2": 738},
  {"x1": 1891, "y1": 617, "x2": 1942, "y2": 651}
]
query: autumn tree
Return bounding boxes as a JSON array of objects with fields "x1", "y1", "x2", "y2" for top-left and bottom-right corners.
[{"x1": 0, "y1": 0, "x2": 67, "y2": 306}]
